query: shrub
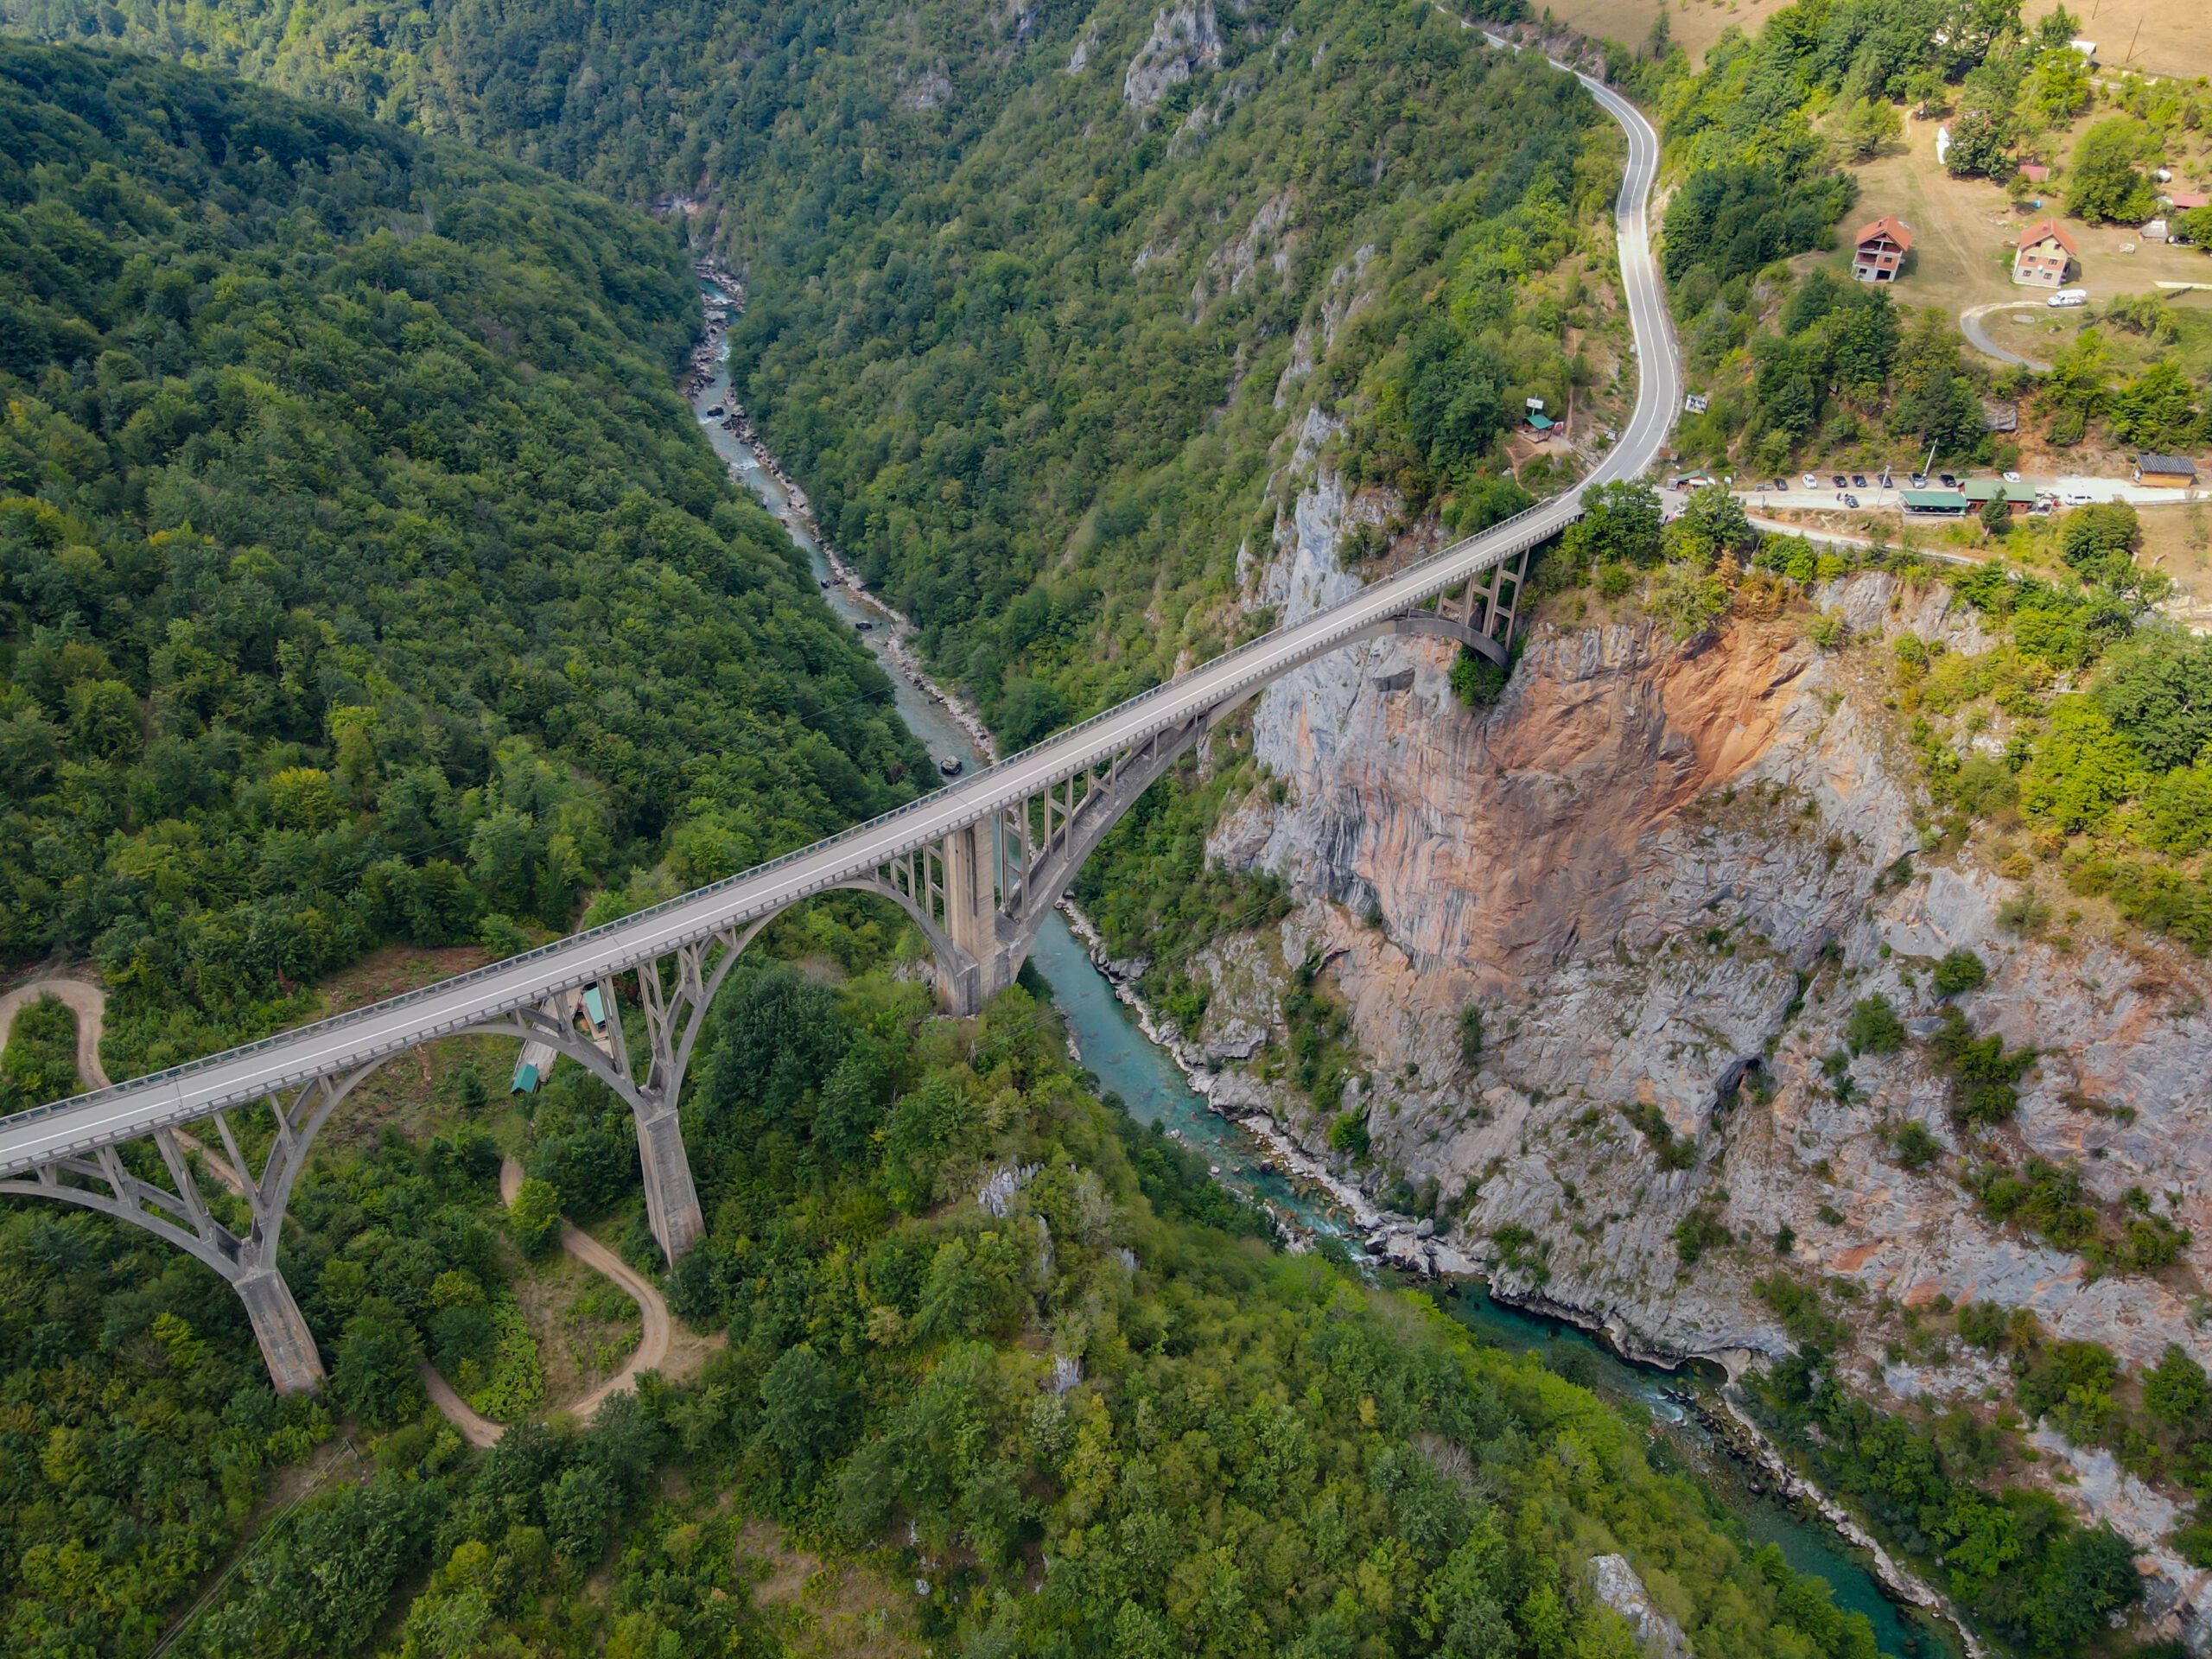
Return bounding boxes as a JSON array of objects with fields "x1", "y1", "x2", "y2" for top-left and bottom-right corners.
[
  {"x1": 1955, "y1": 1300, "x2": 2009, "y2": 1351},
  {"x1": 508, "y1": 1177, "x2": 563, "y2": 1255},
  {"x1": 2145, "y1": 1345, "x2": 2212, "y2": 1428},
  {"x1": 1674, "y1": 1205, "x2": 1732, "y2": 1266},
  {"x1": 1458, "y1": 1005, "x2": 1484, "y2": 1065},
  {"x1": 1619, "y1": 1101, "x2": 1697, "y2": 1170},
  {"x1": 1930, "y1": 1007, "x2": 2037, "y2": 1122},
  {"x1": 1755, "y1": 1272, "x2": 1848, "y2": 1348},
  {"x1": 1930, "y1": 949, "x2": 1987, "y2": 996},
  {"x1": 1844, "y1": 995, "x2": 1905, "y2": 1054},
  {"x1": 1891, "y1": 1120, "x2": 1941, "y2": 1170}
]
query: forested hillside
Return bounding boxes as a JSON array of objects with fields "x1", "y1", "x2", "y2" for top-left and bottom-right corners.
[
  {"x1": 1, "y1": 0, "x2": 1630, "y2": 743},
  {"x1": 0, "y1": 44, "x2": 925, "y2": 1078}
]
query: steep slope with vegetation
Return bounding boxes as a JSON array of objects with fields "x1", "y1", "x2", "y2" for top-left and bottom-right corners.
[
  {"x1": 0, "y1": 43, "x2": 925, "y2": 1078},
  {"x1": 1, "y1": 0, "x2": 1625, "y2": 744},
  {"x1": 139, "y1": 961, "x2": 1892, "y2": 1659}
]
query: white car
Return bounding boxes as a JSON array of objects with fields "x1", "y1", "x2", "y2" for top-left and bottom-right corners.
[
  {"x1": 1801, "y1": 473, "x2": 1818, "y2": 489},
  {"x1": 2002, "y1": 470, "x2": 2021, "y2": 482},
  {"x1": 2049, "y1": 288, "x2": 2088, "y2": 308},
  {"x1": 2061, "y1": 488, "x2": 2096, "y2": 505}
]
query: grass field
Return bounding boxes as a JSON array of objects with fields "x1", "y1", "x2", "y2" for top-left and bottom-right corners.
[
  {"x1": 1542, "y1": 0, "x2": 2211, "y2": 76},
  {"x1": 2024, "y1": 0, "x2": 2212, "y2": 84},
  {"x1": 1830, "y1": 114, "x2": 2212, "y2": 318},
  {"x1": 1535, "y1": 0, "x2": 1791, "y2": 65}
]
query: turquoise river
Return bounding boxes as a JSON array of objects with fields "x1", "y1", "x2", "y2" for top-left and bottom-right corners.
[{"x1": 694, "y1": 291, "x2": 1954, "y2": 1659}]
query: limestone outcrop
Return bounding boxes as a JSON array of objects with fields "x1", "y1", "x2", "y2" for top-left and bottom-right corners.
[
  {"x1": 1122, "y1": 2, "x2": 1223, "y2": 109},
  {"x1": 1166, "y1": 468, "x2": 2212, "y2": 1634}
]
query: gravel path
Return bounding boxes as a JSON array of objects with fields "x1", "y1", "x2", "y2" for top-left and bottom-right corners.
[{"x1": 0, "y1": 977, "x2": 111, "y2": 1088}]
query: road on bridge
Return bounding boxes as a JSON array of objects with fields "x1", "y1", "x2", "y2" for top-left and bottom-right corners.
[{"x1": 0, "y1": 54, "x2": 1679, "y2": 1183}]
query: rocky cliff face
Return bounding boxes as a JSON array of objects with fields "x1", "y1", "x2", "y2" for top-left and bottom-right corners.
[{"x1": 1173, "y1": 467, "x2": 2212, "y2": 1632}]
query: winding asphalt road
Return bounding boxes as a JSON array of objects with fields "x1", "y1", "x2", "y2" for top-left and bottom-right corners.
[{"x1": 1960, "y1": 300, "x2": 2054, "y2": 372}]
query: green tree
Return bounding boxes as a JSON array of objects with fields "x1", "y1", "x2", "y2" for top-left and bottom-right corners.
[
  {"x1": 1834, "y1": 99, "x2": 1904, "y2": 160},
  {"x1": 508, "y1": 1178, "x2": 563, "y2": 1255},
  {"x1": 759, "y1": 1344, "x2": 851, "y2": 1470},
  {"x1": 329, "y1": 1313, "x2": 427, "y2": 1429},
  {"x1": 1944, "y1": 106, "x2": 2012, "y2": 178},
  {"x1": 1649, "y1": 560, "x2": 1732, "y2": 641},
  {"x1": 2020, "y1": 697, "x2": 2146, "y2": 830},
  {"x1": 2145, "y1": 1344, "x2": 2212, "y2": 1427},
  {"x1": 1667, "y1": 483, "x2": 1757, "y2": 564},
  {"x1": 2108, "y1": 363, "x2": 2202, "y2": 449},
  {"x1": 1560, "y1": 480, "x2": 1665, "y2": 569},
  {"x1": 2066, "y1": 117, "x2": 2157, "y2": 223},
  {"x1": 0, "y1": 993, "x2": 79, "y2": 1110},
  {"x1": 2094, "y1": 631, "x2": 2212, "y2": 771}
]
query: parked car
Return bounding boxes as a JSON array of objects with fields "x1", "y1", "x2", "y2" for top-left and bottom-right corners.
[
  {"x1": 1939, "y1": 474, "x2": 1958, "y2": 487},
  {"x1": 1832, "y1": 474, "x2": 1847, "y2": 488},
  {"x1": 2061, "y1": 488, "x2": 2096, "y2": 505},
  {"x1": 2002, "y1": 470, "x2": 2022, "y2": 482},
  {"x1": 1910, "y1": 474, "x2": 1929, "y2": 488},
  {"x1": 1851, "y1": 474, "x2": 1867, "y2": 488},
  {"x1": 1802, "y1": 473, "x2": 1819, "y2": 489},
  {"x1": 2049, "y1": 288, "x2": 2088, "y2": 308}
]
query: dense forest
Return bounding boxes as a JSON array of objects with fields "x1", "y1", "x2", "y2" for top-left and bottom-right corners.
[
  {"x1": 0, "y1": 10, "x2": 2198, "y2": 1659},
  {"x1": 0, "y1": 43, "x2": 925, "y2": 1077},
  {"x1": 10, "y1": 938, "x2": 1935, "y2": 1659},
  {"x1": 0, "y1": 0, "x2": 1612, "y2": 743}
]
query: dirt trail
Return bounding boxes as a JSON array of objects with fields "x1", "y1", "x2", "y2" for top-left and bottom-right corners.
[
  {"x1": 497, "y1": 1157, "x2": 675, "y2": 1423},
  {"x1": 419, "y1": 1361, "x2": 505, "y2": 1448},
  {"x1": 0, "y1": 976, "x2": 111, "y2": 1088}
]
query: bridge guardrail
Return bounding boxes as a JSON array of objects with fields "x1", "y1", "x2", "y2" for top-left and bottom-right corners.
[{"x1": 0, "y1": 467, "x2": 1586, "y2": 1141}]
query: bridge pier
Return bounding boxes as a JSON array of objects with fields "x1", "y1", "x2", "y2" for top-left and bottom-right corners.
[
  {"x1": 237, "y1": 1267, "x2": 326, "y2": 1394},
  {"x1": 635, "y1": 1104, "x2": 704, "y2": 1262},
  {"x1": 938, "y1": 819, "x2": 1007, "y2": 1016}
]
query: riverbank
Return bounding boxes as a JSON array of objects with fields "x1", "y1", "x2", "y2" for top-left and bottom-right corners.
[{"x1": 686, "y1": 261, "x2": 1000, "y2": 762}]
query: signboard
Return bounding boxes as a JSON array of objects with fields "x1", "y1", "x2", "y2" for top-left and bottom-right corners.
[
  {"x1": 1684, "y1": 393, "x2": 1709, "y2": 414},
  {"x1": 1525, "y1": 397, "x2": 1545, "y2": 411}
]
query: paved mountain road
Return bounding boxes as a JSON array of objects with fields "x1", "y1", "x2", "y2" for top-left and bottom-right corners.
[{"x1": 1961, "y1": 300, "x2": 2054, "y2": 372}]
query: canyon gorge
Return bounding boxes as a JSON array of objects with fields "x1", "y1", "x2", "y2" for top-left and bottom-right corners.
[{"x1": 1143, "y1": 454, "x2": 2212, "y2": 1632}]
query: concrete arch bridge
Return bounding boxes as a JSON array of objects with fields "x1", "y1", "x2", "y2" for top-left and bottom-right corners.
[{"x1": 0, "y1": 61, "x2": 1674, "y2": 1394}]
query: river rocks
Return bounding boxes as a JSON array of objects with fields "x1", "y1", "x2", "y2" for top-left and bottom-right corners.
[{"x1": 1586, "y1": 1554, "x2": 1690, "y2": 1659}]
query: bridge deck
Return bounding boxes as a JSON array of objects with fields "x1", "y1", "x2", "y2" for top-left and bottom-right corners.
[{"x1": 0, "y1": 59, "x2": 1673, "y2": 1182}]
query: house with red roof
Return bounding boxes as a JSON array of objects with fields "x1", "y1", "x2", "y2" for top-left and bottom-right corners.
[
  {"x1": 1851, "y1": 215, "x2": 1913, "y2": 283},
  {"x1": 2013, "y1": 219, "x2": 2076, "y2": 288}
]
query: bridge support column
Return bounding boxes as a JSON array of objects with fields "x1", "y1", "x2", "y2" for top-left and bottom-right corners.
[
  {"x1": 236, "y1": 1267, "x2": 326, "y2": 1394},
  {"x1": 635, "y1": 1104, "x2": 704, "y2": 1262},
  {"x1": 938, "y1": 820, "x2": 1001, "y2": 1016}
]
